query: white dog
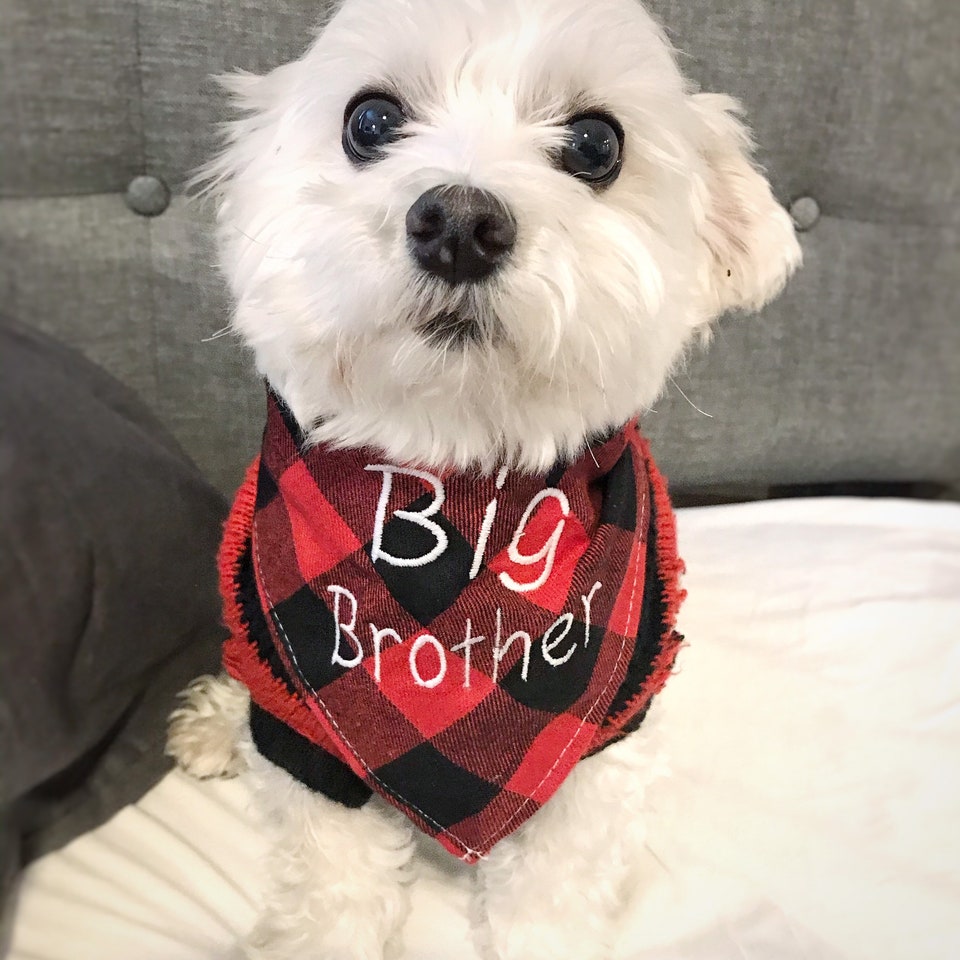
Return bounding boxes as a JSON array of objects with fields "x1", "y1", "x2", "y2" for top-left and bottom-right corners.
[{"x1": 167, "y1": 1, "x2": 800, "y2": 958}]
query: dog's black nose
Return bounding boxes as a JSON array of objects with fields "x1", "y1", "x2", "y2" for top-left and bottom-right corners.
[{"x1": 406, "y1": 186, "x2": 517, "y2": 285}]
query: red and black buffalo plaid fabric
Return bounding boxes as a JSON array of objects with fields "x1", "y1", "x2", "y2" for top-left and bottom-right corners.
[{"x1": 222, "y1": 390, "x2": 685, "y2": 862}]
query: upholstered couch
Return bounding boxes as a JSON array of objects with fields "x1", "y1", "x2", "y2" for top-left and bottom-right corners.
[
  {"x1": 1, "y1": 1, "x2": 959, "y2": 952},
  {"x1": 2, "y1": 0, "x2": 958, "y2": 499}
]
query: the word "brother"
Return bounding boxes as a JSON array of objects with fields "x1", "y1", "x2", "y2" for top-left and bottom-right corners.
[{"x1": 325, "y1": 581, "x2": 603, "y2": 690}]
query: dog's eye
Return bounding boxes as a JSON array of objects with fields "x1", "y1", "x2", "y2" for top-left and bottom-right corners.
[
  {"x1": 561, "y1": 114, "x2": 624, "y2": 187},
  {"x1": 343, "y1": 94, "x2": 407, "y2": 164}
]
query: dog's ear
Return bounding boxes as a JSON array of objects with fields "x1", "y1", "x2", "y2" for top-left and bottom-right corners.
[
  {"x1": 689, "y1": 93, "x2": 801, "y2": 319},
  {"x1": 192, "y1": 0, "x2": 347, "y2": 200},
  {"x1": 190, "y1": 62, "x2": 299, "y2": 203}
]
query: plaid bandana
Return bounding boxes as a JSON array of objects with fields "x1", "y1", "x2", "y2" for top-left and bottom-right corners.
[{"x1": 222, "y1": 390, "x2": 684, "y2": 862}]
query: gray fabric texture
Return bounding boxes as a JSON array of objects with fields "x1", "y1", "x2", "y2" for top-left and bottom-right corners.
[
  {"x1": 1, "y1": 0, "x2": 958, "y2": 496},
  {"x1": 0, "y1": 319, "x2": 227, "y2": 905}
]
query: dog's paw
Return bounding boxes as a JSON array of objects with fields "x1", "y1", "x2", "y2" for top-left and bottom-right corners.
[{"x1": 165, "y1": 673, "x2": 250, "y2": 780}]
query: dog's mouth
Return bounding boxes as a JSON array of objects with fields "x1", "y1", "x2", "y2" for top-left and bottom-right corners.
[{"x1": 417, "y1": 312, "x2": 498, "y2": 349}]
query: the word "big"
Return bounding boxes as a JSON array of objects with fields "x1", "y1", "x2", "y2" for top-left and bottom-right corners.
[{"x1": 365, "y1": 465, "x2": 570, "y2": 593}]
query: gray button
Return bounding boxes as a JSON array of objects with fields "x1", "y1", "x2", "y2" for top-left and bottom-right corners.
[
  {"x1": 125, "y1": 175, "x2": 171, "y2": 217},
  {"x1": 789, "y1": 195, "x2": 821, "y2": 232}
]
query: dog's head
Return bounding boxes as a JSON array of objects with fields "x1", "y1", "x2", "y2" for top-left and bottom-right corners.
[{"x1": 208, "y1": 0, "x2": 800, "y2": 469}]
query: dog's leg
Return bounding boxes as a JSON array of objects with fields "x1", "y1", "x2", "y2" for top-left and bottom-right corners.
[
  {"x1": 473, "y1": 727, "x2": 664, "y2": 960},
  {"x1": 166, "y1": 672, "x2": 250, "y2": 779},
  {"x1": 243, "y1": 755, "x2": 415, "y2": 960}
]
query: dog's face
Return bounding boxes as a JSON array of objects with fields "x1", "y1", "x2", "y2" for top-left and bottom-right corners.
[{"x1": 211, "y1": 0, "x2": 800, "y2": 470}]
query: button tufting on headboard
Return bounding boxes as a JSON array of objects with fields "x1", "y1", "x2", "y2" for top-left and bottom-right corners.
[{"x1": 125, "y1": 175, "x2": 171, "y2": 217}]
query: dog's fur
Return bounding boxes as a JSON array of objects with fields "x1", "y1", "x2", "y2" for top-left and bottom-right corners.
[{"x1": 167, "y1": 0, "x2": 800, "y2": 956}]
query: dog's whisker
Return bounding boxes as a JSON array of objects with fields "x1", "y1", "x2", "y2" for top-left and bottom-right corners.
[
  {"x1": 586, "y1": 326, "x2": 607, "y2": 394},
  {"x1": 669, "y1": 377, "x2": 715, "y2": 418},
  {"x1": 201, "y1": 325, "x2": 233, "y2": 343},
  {"x1": 225, "y1": 222, "x2": 299, "y2": 262}
]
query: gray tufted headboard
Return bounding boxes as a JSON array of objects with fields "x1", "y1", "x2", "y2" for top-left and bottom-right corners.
[{"x1": 2, "y1": 0, "x2": 958, "y2": 496}]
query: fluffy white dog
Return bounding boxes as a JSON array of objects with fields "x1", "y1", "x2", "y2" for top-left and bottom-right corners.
[{"x1": 167, "y1": 0, "x2": 800, "y2": 957}]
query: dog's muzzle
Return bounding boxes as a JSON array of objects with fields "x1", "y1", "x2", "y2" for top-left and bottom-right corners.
[{"x1": 406, "y1": 185, "x2": 516, "y2": 286}]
